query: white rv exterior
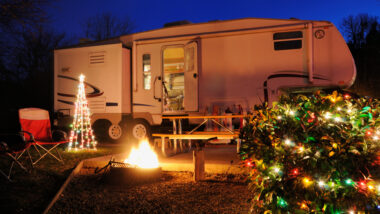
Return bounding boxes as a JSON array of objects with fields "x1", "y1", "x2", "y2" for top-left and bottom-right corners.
[{"x1": 54, "y1": 18, "x2": 356, "y2": 141}]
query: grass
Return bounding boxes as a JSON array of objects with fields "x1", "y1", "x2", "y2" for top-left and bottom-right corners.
[{"x1": 0, "y1": 143, "x2": 125, "y2": 213}]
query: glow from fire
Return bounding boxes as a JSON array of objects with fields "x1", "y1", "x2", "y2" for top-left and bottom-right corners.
[{"x1": 124, "y1": 140, "x2": 159, "y2": 169}]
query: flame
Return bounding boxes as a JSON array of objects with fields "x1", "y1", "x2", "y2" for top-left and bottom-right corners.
[{"x1": 124, "y1": 140, "x2": 159, "y2": 169}]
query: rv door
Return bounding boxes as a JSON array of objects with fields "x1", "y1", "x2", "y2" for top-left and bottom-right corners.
[
  {"x1": 133, "y1": 44, "x2": 162, "y2": 119},
  {"x1": 184, "y1": 42, "x2": 198, "y2": 112}
]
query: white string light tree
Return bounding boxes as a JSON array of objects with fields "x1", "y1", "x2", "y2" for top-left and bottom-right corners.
[{"x1": 68, "y1": 74, "x2": 97, "y2": 150}]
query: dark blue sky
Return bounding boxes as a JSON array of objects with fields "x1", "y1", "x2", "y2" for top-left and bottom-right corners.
[{"x1": 47, "y1": 0, "x2": 380, "y2": 38}]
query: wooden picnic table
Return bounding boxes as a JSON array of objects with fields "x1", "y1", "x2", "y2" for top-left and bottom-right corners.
[{"x1": 153, "y1": 114, "x2": 246, "y2": 157}]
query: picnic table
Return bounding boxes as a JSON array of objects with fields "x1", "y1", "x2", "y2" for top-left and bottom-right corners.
[{"x1": 152, "y1": 115, "x2": 246, "y2": 157}]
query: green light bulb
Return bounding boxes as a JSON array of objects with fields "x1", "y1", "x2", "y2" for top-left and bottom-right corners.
[
  {"x1": 277, "y1": 197, "x2": 287, "y2": 208},
  {"x1": 345, "y1": 178, "x2": 354, "y2": 185}
]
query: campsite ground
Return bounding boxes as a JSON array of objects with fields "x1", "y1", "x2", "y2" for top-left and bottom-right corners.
[
  {"x1": 0, "y1": 144, "x2": 123, "y2": 213},
  {"x1": 0, "y1": 143, "x2": 251, "y2": 213},
  {"x1": 49, "y1": 171, "x2": 251, "y2": 213}
]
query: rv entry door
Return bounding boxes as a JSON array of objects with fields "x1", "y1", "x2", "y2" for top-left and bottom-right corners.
[
  {"x1": 133, "y1": 44, "x2": 162, "y2": 117},
  {"x1": 184, "y1": 42, "x2": 198, "y2": 112}
]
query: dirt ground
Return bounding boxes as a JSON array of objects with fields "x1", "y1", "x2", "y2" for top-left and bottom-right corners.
[
  {"x1": 49, "y1": 171, "x2": 252, "y2": 214},
  {"x1": 0, "y1": 145, "x2": 124, "y2": 213}
]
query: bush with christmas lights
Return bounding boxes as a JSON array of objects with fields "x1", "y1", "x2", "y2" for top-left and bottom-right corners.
[{"x1": 240, "y1": 91, "x2": 380, "y2": 213}]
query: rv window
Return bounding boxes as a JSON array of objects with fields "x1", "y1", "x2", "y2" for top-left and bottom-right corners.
[
  {"x1": 163, "y1": 47, "x2": 185, "y2": 111},
  {"x1": 273, "y1": 31, "x2": 303, "y2": 40},
  {"x1": 274, "y1": 40, "x2": 302, "y2": 50},
  {"x1": 185, "y1": 47, "x2": 194, "y2": 72},
  {"x1": 143, "y1": 54, "x2": 151, "y2": 90}
]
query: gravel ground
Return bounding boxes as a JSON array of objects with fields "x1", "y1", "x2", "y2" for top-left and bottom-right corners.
[{"x1": 49, "y1": 171, "x2": 251, "y2": 214}]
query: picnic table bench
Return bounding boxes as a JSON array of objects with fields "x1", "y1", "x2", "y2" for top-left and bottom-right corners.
[{"x1": 152, "y1": 115, "x2": 245, "y2": 157}]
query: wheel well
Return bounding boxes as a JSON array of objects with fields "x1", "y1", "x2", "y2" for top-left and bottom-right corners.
[
  {"x1": 93, "y1": 119, "x2": 112, "y2": 128},
  {"x1": 132, "y1": 112, "x2": 154, "y2": 125},
  {"x1": 92, "y1": 119, "x2": 112, "y2": 138},
  {"x1": 133, "y1": 118, "x2": 150, "y2": 125}
]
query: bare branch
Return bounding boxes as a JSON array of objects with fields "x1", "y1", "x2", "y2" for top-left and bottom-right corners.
[
  {"x1": 0, "y1": 0, "x2": 49, "y2": 33},
  {"x1": 341, "y1": 13, "x2": 378, "y2": 49},
  {"x1": 83, "y1": 12, "x2": 134, "y2": 41}
]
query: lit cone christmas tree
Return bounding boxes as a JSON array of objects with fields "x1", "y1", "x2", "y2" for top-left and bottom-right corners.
[
  {"x1": 240, "y1": 91, "x2": 380, "y2": 213},
  {"x1": 68, "y1": 74, "x2": 97, "y2": 150}
]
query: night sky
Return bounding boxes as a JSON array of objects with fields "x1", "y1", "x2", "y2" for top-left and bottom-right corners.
[{"x1": 47, "y1": 0, "x2": 380, "y2": 38}]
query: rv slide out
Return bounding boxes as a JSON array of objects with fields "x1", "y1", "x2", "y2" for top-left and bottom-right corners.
[{"x1": 54, "y1": 18, "x2": 356, "y2": 142}]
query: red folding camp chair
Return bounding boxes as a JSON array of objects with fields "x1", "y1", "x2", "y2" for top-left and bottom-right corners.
[
  {"x1": 0, "y1": 132, "x2": 32, "y2": 181},
  {"x1": 19, "y1": 108, "x2": 67, "y2": 165}
]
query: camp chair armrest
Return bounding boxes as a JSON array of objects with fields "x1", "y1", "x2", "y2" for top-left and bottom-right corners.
[{"x1": 20, "y1": 131, "x2": 35, "y2": 142}]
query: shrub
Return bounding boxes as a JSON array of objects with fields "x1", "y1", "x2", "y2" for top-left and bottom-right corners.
[{"x1": 240, "y1": 91, "x2": 380, "y2": 213}]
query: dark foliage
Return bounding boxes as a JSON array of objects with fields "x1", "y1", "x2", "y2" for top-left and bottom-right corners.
[
  {"x1": 341, "y1": 14, "x2": 380, "y2": 98},
  {"x1": 0, "y1": 0, "x2": 67, "y2": 132},
  {"x1": 83, "y1": 12, "x2": 134, "y2": 41},
  {"x1": 0, "y1": 28, "x2": 67, "y2": 132},
  {"x1": 0, "y1": 0, "x2": 48, "y2": 33}
]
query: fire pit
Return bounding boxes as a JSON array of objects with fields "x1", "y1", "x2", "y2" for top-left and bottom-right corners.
[
  {"x1": 107, "y1": 161, "x2": 161, "y2": 184},
  {"x1": 98, "y1": 140, "x2": 162, "y2": 184}
]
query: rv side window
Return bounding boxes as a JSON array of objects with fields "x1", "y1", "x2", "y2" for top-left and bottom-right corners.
[
  {"x1": 273, "y1": 31, "x2": 303, "y2": 51},
  {"x1": 274, "y1": 40, "x2": 302, "y2": 50},
  {"x1": 273, "y1": 31, "x2": 303, "y2": 40},
  {"x1": 185, "y1": 47, "x2": 194, "y2": 72},
  {"x1": 143, "y1": 54, "x2": 151, "y2": 90}
]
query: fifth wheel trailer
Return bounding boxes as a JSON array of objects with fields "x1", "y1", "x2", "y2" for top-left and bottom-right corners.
[{"x1": 54, "y1": 18, "x2": 356, "y2": 141}]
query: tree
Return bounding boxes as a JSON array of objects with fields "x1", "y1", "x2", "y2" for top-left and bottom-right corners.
[
  {"x1": 341, "y1": 14, "x2": 380, "y2": 98},
  {"x1": 341, "y1": 14, "x2": 378, "y2": 49},
  {"x1": 366, "y1": 21, "x2": 380, "y2": 48},
  {"x1": 0, "y1": 0, "x2": 48, "y2": 34},
  {"x1": 9, "y1": 27, "x2": 65, "y2": 78},
  {"x1": 0, "y1": 0, "x2": 49, "y2": 81},
  {"x1": 0, "y1": 1, "x2": 60, "y2": 132},
  {"x1": 83, "y1": 12, "x2": 134, "y2": 41},
  {"x1": 240, "y1": 91, "x2": 380, "y2": 213},
  {"x1": 1, "y1": 27, "x2": 67, "y2": 118}
]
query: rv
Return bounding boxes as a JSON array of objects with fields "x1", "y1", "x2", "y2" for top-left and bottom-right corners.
[{"x1": 54, "y1": 18, "x2": 356, "y2": 142}]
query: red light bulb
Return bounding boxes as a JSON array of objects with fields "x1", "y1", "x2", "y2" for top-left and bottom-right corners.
[{"x1": 246, "y1": 161, "x2": 253, "y2": 167}]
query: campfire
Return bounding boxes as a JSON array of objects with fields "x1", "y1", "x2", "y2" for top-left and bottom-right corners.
[
  {"x1": 124, "y1": 140, "x2": 159, "y2": 169},
  {"x1": 102, "y1": 139, "x2": 161, "y2": 184}
]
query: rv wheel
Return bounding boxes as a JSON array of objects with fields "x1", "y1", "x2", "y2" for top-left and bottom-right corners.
[
  {"x1": 108, "y1": 124, "x2": 123, "y2": 141},
  {"x1": 93, "y1": 119, "x2": 122, "y2": 143},
  {"x1": 129, "y1": 119, "x2": 151, "y2": 142}
]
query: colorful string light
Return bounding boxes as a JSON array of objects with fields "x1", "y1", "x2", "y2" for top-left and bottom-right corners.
[
  {"x1": 68, "y1": 74, "x2": 97, "y2": 150},
  {"x1": 240, "y1": 91, "x2": 380, "y2": 212}
]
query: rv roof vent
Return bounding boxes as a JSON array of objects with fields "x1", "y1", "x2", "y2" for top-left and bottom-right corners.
[
  {"x1": 163, "y1": 20, "x2": 192, "y2": 28},
  {"x1": 89, "y1": 51, "x2": 106, "y2": 65}
]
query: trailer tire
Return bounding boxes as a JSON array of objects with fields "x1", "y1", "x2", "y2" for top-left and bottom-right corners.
[
  {"x1": 93, "y1": 119, "x2": 123, "y2": 143},
  {"x1": 128, "y1": 119, "x2": 151, "y2": 142},
  {"x1": 108, "y1": 124, "x2": 123, "y2": 141}
]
